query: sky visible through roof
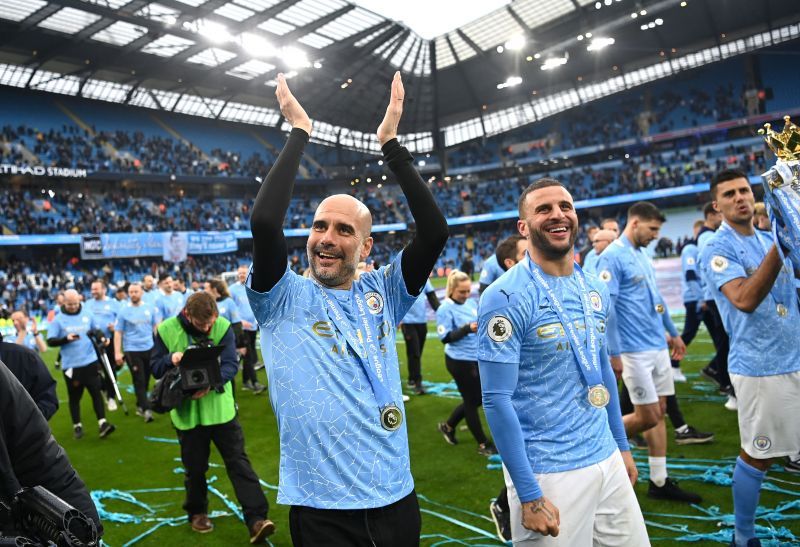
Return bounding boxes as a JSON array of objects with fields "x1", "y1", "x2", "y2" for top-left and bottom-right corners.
[{"x1": 351, "y1": 0, "x2": 511, "y2": 40}]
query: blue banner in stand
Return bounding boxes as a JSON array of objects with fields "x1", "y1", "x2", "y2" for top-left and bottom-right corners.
[{"x1": 79, "y1": 231, "x2": 239, "y2": 260}]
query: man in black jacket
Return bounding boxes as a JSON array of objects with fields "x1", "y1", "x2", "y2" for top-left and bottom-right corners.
[
  {"x1": 0, "y1": 361, "x2": 101, "y2": 536},
  {"x1": 0, "y1": 333, "x2": 58, "y2": 420}
]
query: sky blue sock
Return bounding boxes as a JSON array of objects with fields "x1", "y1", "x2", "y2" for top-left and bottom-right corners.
[{"x1": 733, "y1": 456, "x2": 766, "y2": 546}]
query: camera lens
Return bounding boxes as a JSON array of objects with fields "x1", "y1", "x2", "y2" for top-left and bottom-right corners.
[{"x1": 191, "y1": 370, "x2": 204, "y2": 383}]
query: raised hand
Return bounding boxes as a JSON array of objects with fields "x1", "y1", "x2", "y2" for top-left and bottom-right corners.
[
  {"x1": 275, "y1": 73, "x2": 312, "y2": 135},
  {"x1": 377, "y1": 71, "x2": 404, "y2": 146}
]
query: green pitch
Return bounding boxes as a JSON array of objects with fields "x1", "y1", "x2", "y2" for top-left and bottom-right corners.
[{"x1": 39, "y1": 322, "x2": 797, "y2": 546}]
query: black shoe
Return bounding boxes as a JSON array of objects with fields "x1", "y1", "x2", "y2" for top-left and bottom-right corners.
[
  {"x1": 675, "y1": 425, "x2": 714, "y2": 445},
  {"x1": 478, "y1": 443, "x2": 498, "y2": 457},
  {"x1": 729, "y1": 533, "x2": 762, "y2": 546},
  {"x1": 254, "y1": 362, "x2": 265, "y2": 371},
  {"x1": 489, "y1": 500, "x2": 512, "y2": 542},
  {"x1": 629, "y1": 435, "x2": 648, "y2": 449},
  {"x1": 144, "y1": 410, "x2": 154, "y2": 423},
  {"x1": 241, "y1": 381, "x2": 254, "y2": 391},
  {"x1": 701, "y1": 365, "x2": 722, "y2": 387},
  {"x1": 99, "y1": 421, "x2": 116, "y2": 439},
  {"x1": 648, "y1": 478, "x2": 702, "y2": 503},
  {"x1": 413, "y1": 383, "x2": 426, "y2": 395},
  {"x1": 438, "y1": 422, "x2": 457, "y2": 445},
  {"x1": 784, "y1": 458, "x2": 800, "y2": 474},
  {"x1": 73, "y1": 425, "x2": 84, "y2": 440},
  {"x1": 251, "y1": 382, "x2": 267, "y2": 395}
]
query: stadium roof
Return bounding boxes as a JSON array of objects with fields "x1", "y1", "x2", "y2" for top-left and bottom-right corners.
[{"x1": 0, "y1": 0, "x2": 797, "y2": 153}]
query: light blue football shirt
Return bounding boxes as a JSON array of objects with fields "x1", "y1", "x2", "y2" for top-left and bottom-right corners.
[
  {"x1": 156, "y1": 292, "x2": 184, "y2": 320},
  {"x1": 696, "y1": 228, "x2": 716, "y2": 302},
  {"x1": 436, "y1": 298, "x2": 478, "y2": 360},
  {"x1": 230, "y1": 281, "x2": 257, "y2": 331},
  {"x1": 402, "y1": 279, "x2": 435, "y2": 324},
  {"x1": 115, "y1": 302, "x2": 158, "y2": 352},
  {"x1": 478, "y1": 257, "x2": 619, "y2": 488},
  {"x1": 680, "y1": 243, "x2": 703, "y2": 303},
  {"x1": 246, "y1": 252, "x2": 417, "y2": 509},
  {"x1": 216, "y1": 297, "x2": 241, "y2": 325},
  {"x1": 479, "y1": 254, "x2": 504, "y2": 286},
  {"x1": 141, "y1": 289, "x2": 159, "y2": 307},
  {"x1": 595, "y1": 235, "x2": 676, "y2": 355},
  {"x1": 48, "y1": 306, "x2": 104, "y2": 369},
  {"x1": 582, "y1": 248, "x2": 599, "y2": 274},
  {"x1": 700, "y1": 225, "x2": 800, "y2": 377},
  {"x1": 84, "y1": 297, "x2": 119, "y2": 338}
]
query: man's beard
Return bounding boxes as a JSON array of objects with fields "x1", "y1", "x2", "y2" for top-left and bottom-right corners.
[
  {"x1": 307, "y1": 246, "x2": 358, "y2": 287},
  {"x1": 529, "y1": 221, "x2": 577, "y2": 259}
]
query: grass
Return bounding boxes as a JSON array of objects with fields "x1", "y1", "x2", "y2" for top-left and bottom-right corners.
[{"x1": 40, "y1": 320, "x2": 799, "y2": 546}]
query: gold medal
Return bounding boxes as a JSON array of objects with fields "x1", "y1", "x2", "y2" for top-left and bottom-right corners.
[
  {"x1": 380, "y1": 405, "x2": 403, "y2": 431},
  {"x1": 655, "y1": 303, "x2": 665, "y2": 314},
  {"x1": 588, "y1": 385, "x2": 610, "y2": 408},
  {"x1": 777, "y1": 303, "x2": 788, "y2": 317}
]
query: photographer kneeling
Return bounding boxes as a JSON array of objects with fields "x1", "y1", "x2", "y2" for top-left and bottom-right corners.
[{"x1": 150, "y1": 292, "x2": 274, "y2": 543}]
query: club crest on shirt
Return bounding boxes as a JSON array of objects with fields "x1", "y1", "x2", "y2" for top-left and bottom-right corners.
[
  {"x1": 364, "y1": 291, "x2": 384, "y2": 314},
  {"x1": 487, "y1": 316, "x2": 513, "y2": 343},
  {"x1": 437, "y1": 324, "x2": 446, "y2": 336},
  {"x1": 588, "y1": 291, "x2": 603, "y2": 312},
  {"x1": 711, "y1": 256, "x2": 728, "y2": 272},
  {"x1": 753, "y1": 435, "x2": 772, "y2": 451},
  {"x1": 686, "y1": 257, "x2": 695, "y2": 265},
  {"x1": 598, "y1": 270, "x2": 612, "y2": 282}
]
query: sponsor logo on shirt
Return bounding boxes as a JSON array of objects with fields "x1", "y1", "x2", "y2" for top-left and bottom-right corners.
[
  {"x1": 599, "y1": 270, "x2": 612, "y2": 282},
  {"x1": 487, "y1": 316, "x2": 512, "y2": 342},
  {"x1": 686, "y1": 257, "x2": 695, "y2": 265}
]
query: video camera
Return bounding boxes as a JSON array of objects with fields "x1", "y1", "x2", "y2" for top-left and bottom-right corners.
[
  {"x1": 0, "y1": 486, "x2": 98, "y2": 547},
  {"x1": 179, "y1": 340, "x2": 224, "y2": 393}
]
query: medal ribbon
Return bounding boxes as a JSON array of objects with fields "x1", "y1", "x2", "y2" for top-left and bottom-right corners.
[
  {"x1": 315, "y1": 282, "x2": 396, "y2": 413},
  {"x1": 523, "y1": 257, "x2": 603, "y2": 388}
]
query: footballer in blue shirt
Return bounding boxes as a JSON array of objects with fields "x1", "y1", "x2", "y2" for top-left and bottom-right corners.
[
  {"x1": 230, "y1": 265, "x2": 265, "y2": 393},
  {"x1": 479, "y1": 178, "x2": 647, "y2": 545},
  {"x1": 400, "y1": 278, "x2": 439, "y2": 395},
  {"x1": 595, "y1": 201, "x2": 701, "y2": 505},
  {"x1": 700, "y1": 169, "x2": 800, "y2": 547},
  {"x1": 85, "y1": 280, "x2": 121, "y2": 410},
  {"x1": 479, "y1": 253, "x2": 505, "y2": 293},
  {"x1": 246, "y1": 73, "x2": 448, "y2": 546}
]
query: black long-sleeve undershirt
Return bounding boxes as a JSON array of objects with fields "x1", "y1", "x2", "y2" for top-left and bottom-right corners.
[
  {"x1": 441, "y1": 323, "x2": 472, "y2": 344},
  {"x1": 250, "y1": 129, "x2": 448, "y2": 295}
]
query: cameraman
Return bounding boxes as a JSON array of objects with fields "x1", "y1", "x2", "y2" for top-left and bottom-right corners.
[
  {"x1": 150, "y1": 292, "x2": 274, "y2": 543},
  {"x1": 0, "y1": 361, "x2": 102, "y2": 538},
  {"x1": 0, "y1": 332, "x2": 58, "y2": 420}
]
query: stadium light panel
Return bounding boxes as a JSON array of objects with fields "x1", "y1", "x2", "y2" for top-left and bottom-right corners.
[
  {"x1": 38, "y1": 7, "x2": 101, "y2": 34},
  {"x1": 280, "y1": 46, "x2": 310, "y2": 68},
  {"x1": 540, "y1": 56, "x2": 567, "y2": 70},
  {"x1": 258, "y1": 18, "x2": 295, "y2": 36},
  {"x1": 141, "y1": 34, "x2": 195, "y2": 57},
  {"x1": 241, "y1": 32, "x2": 277, "y2": 58},
  {"x1": 0, "y1": 0, "x2": 47, "y2": 23},
  {"x1": 92, "y1": 21, "x2": 148, "y2": 47},
  {"x1": 214, "y1": 2, "x2": 255, "y2": 22},
  {"x1": 226, "y1": 59, "x2": 276, "y2": 79},
  {"x1": 587, "y1": 37, "x2": 615, "y2": 51},
  {"x1": 186, "y1": 47, "x2": 237, "y2": 67},
  {"x1": 505, "y1": 34, "x2": 525, "y2": 50}
]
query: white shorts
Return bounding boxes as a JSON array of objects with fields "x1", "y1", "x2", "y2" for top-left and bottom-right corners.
[
  {"x1": 621, "y1": 349, "x2": 674, "y2": 405},
  {"x1": 731, "y1": 371, "x2": 800, "y2": 459},
  {"x1": 504, "y1": 451, "x2": 650, "y2": 546}
]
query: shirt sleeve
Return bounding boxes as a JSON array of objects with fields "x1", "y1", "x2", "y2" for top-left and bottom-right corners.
[
  {"x1": 435, "y1": 305, "x2": 451, "y2": 341},
  {"x1": 47, "y1": 317, "x2": 63, "y2": 339},
  {"x1": 478, "y1": 286, "x2": 541, "y2": 501},
  {"x1": 245, "y1": 264, "x2": 297, "y2": 326},
  {"x1": 379, "y1": 251, "x2": 417, "y2": 325},
  {"x1": 701, "y1": 239, "x2": 745, "y2": 291},
  {"x1": 228, "y1": 299, "x2": 241, "y2": 323}
]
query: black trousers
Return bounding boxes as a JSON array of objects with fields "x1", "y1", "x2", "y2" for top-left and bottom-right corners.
[
  {"x1": 445, "y1": 356, "x2": 489, "y2": 445},
  {"x1": 672, "y1": 301, "x2": 702, "y2": 367},
  {"x1": 401, "y1": 323, "x2": 427, "y2": 384},
  {"x1": 289, "y1": 490, "x2": 421, "y2": 547},
  {"x1": 125, "y1": 350, "x2": 152, "y2": 410},
  {"x1": 703, "y1": 300, "x2": 731, "y2": 386},
  {"x1": 63, "y1": 362, "x2": 106, "y2": 425},
  {"x1": 240, "y1": 330, "x2": 258, "y2": 384},
  {"x1": 176, "y1": 418, "x2": 268, "y2": 529}
]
